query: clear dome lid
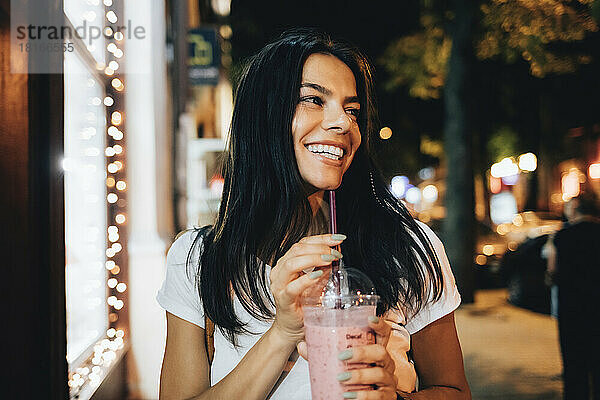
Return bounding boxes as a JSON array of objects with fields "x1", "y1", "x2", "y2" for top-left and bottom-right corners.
[{"x1": 301, "y1": 262, "x2": 379, "y2": 309}]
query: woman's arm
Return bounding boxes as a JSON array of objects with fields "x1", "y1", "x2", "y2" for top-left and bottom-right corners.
[
  {"x1": 399, "y1": 312, "x2": 471, "y2": 399},
  {"x1": 159, "y1": 233, "x2": 347, "y2": 399},
  {"x1": 160, "y1": 311, "x2": 297, "y2": 400}
]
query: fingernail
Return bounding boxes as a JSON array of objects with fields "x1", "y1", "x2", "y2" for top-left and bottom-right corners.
[
  {"x1": 343, "y1": 392, "x2": 357, "y2": 399},
  {"x1": 368, "y1": 315, "x2": 380, "y2": 323},
  {"x1": 331, "y1": 249, "x2": 343, "y2": 259},
  {"x1": 331, "y1": 234, "x2": 347, "y2": 241},
  {"x1": 336, "y1": 372, "x2": 352, "y2": 382},
  {"x1": 338, "y1": 349, "x2": 353, "y2": 360},
  {"x1": 321, "y1": 254, "x2": 335, "y2": 262},
  {"x1": 309, "y1": 270, "x2": 323, "y2": 279}
]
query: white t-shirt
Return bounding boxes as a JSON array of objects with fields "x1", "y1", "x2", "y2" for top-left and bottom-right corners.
[{"x1": 156, "y1": 221, "x2": 461, "y2": 399}]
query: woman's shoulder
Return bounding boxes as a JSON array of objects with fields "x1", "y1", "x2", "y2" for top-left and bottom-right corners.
[
  {"x1": 158, "y1": 228, "x2": 209, "y2": 328},
  {"x1": 413, "y1": 220, "x2": 442, "y2": 246},
  {"x1": 410, "y1": 220, "x2": 446, "y2": 261},
  {"x1": 167, "y1": 226, "x2": 210, "y2": 268},
  {"x1": 402, "y1": 219, "x2": 461, "y2": 334}
]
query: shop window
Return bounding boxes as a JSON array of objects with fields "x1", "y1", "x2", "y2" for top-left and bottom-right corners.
[
  {"x1": 64, "y1": 51, "x2": 108, "y2": 367},
  {"x1": 63, "y1": 2, "x2": 127, "y2": 397}
]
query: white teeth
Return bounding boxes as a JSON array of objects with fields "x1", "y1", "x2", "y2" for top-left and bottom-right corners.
[{"x1": 305, "y1": 143, "x2": 344, "y2": 160}]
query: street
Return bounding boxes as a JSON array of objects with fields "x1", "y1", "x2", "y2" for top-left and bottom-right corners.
[{"x1": 456, "y1": 289, "x2": 563, "y2": 399}]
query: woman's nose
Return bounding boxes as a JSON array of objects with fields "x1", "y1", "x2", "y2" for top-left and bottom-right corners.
[{"x1": 321, "y1": 104, "x2": 351, "y2": 133}]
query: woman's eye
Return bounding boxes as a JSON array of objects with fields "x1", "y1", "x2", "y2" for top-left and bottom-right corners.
[
  {"x1": 300, "y1": 96, "x2": 323, "y2": 106},
  {"x1": 346, "y1": 108, "x2": 360, "y2": 119}
]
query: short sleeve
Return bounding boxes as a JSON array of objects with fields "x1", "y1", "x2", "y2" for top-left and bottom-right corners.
[
  {"x1": 403, "y1": 221, "x2": 461, "y2": 334},
  {"x1": 156, "y1": 230, "x2": 205, "y2": 328}
]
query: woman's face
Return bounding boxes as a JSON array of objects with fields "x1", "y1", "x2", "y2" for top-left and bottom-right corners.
[{"x1": 292, "y1": 53, "x2": 362, "y2": 192}]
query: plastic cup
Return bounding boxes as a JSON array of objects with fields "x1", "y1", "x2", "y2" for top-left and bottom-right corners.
[{"x1": 302, "y1": 268, "x2": 379, "y2": 400}]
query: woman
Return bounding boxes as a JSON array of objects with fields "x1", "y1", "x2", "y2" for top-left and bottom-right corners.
[{"x1": 157, "y1": 29, "x2": 470, "y2": 400}]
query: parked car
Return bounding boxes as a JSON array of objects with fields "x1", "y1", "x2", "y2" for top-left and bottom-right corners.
[
  {"x1": 423, "y1": 211, "x2": 563, "y2": 293},
  {"x1": 498, "y1": 234, "x2": 552, "y2": 314},
  {"x1": 497, "y1": 212, "x2": 562, "y2": 314}
]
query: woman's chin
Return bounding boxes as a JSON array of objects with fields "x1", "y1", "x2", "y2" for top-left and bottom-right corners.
[{"x1": 310, "y1": 180, "x2": 342, "y2": 192}]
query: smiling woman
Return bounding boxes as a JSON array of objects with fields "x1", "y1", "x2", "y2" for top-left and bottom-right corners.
[
  {"x1": 157, "y1": 29, "x2": 470, "y2": 400},
  {"x1": 293, "y1": 53, "x2": 361, "y2": 192}
]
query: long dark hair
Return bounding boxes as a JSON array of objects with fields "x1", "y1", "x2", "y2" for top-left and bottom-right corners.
[{"x1": 188, "y1": 29, "x2": 444, "y2": 345}]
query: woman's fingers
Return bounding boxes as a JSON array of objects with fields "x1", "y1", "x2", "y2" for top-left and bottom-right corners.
[
  {"x1": 298, "y1": 233, "x2": 346, "y2": 245},
  {"x1": 271, "y1": 253, "x2": 336, "y2": 291},
  {"x1": 368, "y1": 316, "x2": 392, "y2": 348},
  {"x1": 270, "y1": 239, "x2": 344, "y2": 285},
  {"x1": 296, "y1": 340, "x2": 308, "y2": 360},
  {"x1": 285, "y1": 253, "x2": 339, "y2": 274},
  {"x1": 342, "y1": 388, "x2": 397, "y2": 400},
  {"x1": 279, "y1": 267, "x2": 330, "y2": 302},
  {"x1": 337, "y1": 366, "x2": 397, "y2": 388},
  {"x1": 341, "y1": 344, "x2": 396, "y2": 372},
  {"x1": 281, "y1": 243, "x2": 343, "y2": 270}
]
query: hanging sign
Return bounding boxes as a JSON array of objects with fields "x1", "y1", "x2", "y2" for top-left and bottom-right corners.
[{"x1": 188, "y1": 28, "x2": 220, "y2": 86}]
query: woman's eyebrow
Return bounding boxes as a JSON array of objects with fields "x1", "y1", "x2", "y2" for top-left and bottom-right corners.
[
  {"x1": 300, "y1": 82, "x2": 332, "y2": 95},
  {"x1": 300, "y1": 82, "x2": 360, "y2": 104}
]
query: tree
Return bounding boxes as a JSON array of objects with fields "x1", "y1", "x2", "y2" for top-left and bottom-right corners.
[
  {"x1": 442, "y1": 0, "x2": 478, "y2": 303},
  {"x1": 380, "y1": 0, "x2": 599, "y2": 302}
]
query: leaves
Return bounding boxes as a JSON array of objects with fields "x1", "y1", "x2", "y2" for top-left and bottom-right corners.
[
  {"x1": 380, "y1": 14, "x2": 451, "y2": 99},
  {"x1": 477, "y1": 0, "x2": 598, "y2": 77},
  {"x1": 382, "y1": 0, "x2": 599, "y2": 98}
]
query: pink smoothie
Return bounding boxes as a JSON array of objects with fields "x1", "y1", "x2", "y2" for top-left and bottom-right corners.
[{"x1": 303, "y1": 306, "x2": 377, "y2": 400}]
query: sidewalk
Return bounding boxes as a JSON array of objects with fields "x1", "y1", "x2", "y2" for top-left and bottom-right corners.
[{"x1": 455, "y1": 289, "x2": 563, "y2": 399}]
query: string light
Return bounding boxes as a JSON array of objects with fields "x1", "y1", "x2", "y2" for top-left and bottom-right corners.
[
  {"x1": 111, "y1": 111, "x2": 122, "y2": 125},
  {"x1": 70, "y1": 3, "x2": 128, "y2": 397},
  {"x1": 105, "y1": 10, "x2": 117, "y2": 23},
  {"x1": 111, "y1": 78, "x2": 124, "y2": 91},
  {"x1": 107, "y1": 193, "x2": 118, "y2": 204}
]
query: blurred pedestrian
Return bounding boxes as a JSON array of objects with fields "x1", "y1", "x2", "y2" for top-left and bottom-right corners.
[
  {"x1": 156, "y1": 29, "x2": 470, "y2": 399},
  {"x1": 546, "y1": 192, "x2": 600, "y2": 400}
]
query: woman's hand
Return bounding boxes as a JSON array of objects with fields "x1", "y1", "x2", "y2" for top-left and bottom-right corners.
[
  {"x1": 335, "y1": 316, "x2": 399, "y2": 399},
  {"x1": 269, "y1": 233, "x2": 346, "y2": 343}
]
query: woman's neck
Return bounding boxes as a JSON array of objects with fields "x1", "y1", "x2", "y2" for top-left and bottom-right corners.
[
  {"x1": 307, "y1": 190, "x2": 329, "y2": 236},
  {"x1": 307, "y1": 190, "x2": 325, "y2": 217}
]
